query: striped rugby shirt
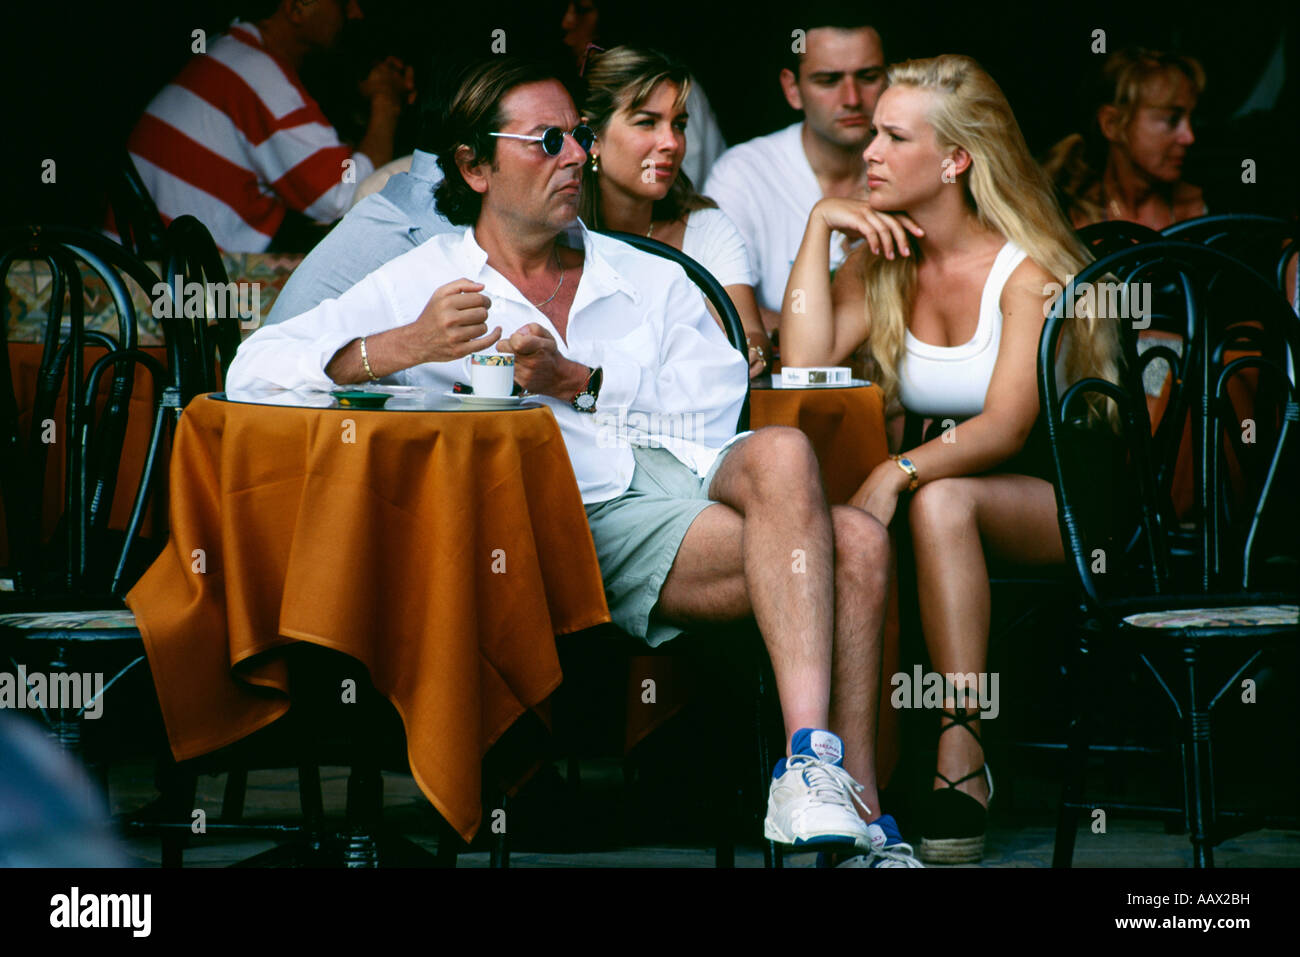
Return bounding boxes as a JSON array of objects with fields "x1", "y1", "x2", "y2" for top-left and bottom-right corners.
[{"x1": 127, "y1": 21, "x2": 373, "y2": 252}]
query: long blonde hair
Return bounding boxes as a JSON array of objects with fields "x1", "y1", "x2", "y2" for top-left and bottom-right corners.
[{"x1": 859, "y1": 54, "x2": 1118, "y2": 417}]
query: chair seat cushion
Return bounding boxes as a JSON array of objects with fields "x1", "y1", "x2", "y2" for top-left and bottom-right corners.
[
  {"x1": 0, "y1": 608, "x2": 139, "y2": 635},
  {"x1": 1121, "y1": 604, "x2": 1298, "y2": 629}
]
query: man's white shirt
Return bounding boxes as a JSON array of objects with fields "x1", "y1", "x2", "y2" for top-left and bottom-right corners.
[
  {"x1": 225, "y1": 221, "x2": 749, "y2": 504},
  {"x1": 704, "y1": 121, "x2": 851, "y2": 313}
]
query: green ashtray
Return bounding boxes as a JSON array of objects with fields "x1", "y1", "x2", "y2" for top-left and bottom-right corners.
[{"x1": 332, "y1": 390, "x2": 391, "y2": 409}]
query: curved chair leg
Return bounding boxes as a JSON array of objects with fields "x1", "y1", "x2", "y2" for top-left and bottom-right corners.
[
  {"x1": 219, "y1": 769, "x2": 247, "y2": 823},
  {"x1": 1053, "y1": 630, "x2": 1092, "y2": 867},
  {"x1": 1181, "y1": 646, "x2": 1216, "y2": 868}
]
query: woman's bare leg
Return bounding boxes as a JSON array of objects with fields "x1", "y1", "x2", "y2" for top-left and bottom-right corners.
[{"x1": 908, "y1": 474, "x2": 1064, "y2": 804}]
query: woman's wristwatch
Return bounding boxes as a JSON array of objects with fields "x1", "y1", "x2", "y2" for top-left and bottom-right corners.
[
  {"x1": 745, "y1": 336, "x2": 768, "y2": 368},
  {"x1": 890, "y1": 453, "x2": 919, "y2": 492}
]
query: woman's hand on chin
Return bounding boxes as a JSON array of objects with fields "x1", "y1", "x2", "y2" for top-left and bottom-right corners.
[{"x1": 813, "y1": 198, "x2": 924, "y2": 261}]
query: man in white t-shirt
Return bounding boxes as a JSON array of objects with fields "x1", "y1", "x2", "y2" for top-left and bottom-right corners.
[{"x1": 704, "y1": 16, "x2": 887, "y2": 328}]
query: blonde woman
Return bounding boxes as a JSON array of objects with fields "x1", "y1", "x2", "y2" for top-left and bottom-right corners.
[
  {"x1": 580, "y1": 46, "x2": 772, "y2": 377},
  {"x1": 1044, "y1": 48, "x2": 1206, "y2": 229},
  {"x1": 781, "y1": 54, "x2": 1117, "y2": 863}
]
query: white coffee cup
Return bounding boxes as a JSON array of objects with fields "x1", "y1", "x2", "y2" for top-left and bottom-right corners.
[{"x1": 470, "y1": 353, "x2": 515, "y2": 397}]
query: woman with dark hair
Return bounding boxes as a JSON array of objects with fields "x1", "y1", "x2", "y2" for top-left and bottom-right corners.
[
  {"x1": 781, "y1": 54, "x2": 1120, "y2": 863},
  {"x1": 1044, "y1": 48, "x2": 1206, "y2": 229},
  {"x1": 580, "y1": 46, "x2": 772, "y2": 377}
]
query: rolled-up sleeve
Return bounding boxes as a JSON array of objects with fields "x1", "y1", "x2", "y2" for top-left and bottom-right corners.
[{"x1": 226, "y1": 263, "x2": 411, "y2": 392}]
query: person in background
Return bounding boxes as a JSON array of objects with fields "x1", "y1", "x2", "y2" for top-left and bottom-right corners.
[
  {"x1": 580, "y1": 47, "x2": 770, "y2": 377},
  {"x1": 264, "y1": 55, "x2": 522, "y2": 324},
  {"x1": 705, "y1": 3, "x2": 887, "y2": 333},
  {"x1": 127, "y1": 0, "x2": 414, "y2": 253},
  {"x1": 562, "y1": 0, "x2": 728, "y2": 189},
  {"x1": 1044, "y1": 48, "x2": 1206, "y2": 230},
  {"x1": 781, "y1": 54, "x2": 1119, "y2": 863}
]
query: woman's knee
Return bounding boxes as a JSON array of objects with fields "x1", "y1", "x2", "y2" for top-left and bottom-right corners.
[{"x1": 908, "y1": 477, "x2": 978, "y2": 537}]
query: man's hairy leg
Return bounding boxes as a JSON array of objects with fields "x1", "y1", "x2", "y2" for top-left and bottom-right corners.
[{"x1": 658, "y1": 428, "x2": 835, "y2": 746}]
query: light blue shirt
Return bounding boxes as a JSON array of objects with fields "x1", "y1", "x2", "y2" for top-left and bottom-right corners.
[{"x1": 265, "y1": 150, "x2": 458, "y2": 325}]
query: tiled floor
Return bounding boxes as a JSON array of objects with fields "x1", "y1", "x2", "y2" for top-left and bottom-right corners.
[{"x1": 108, "y1": 759, "x2": 1300, "y2": 868}]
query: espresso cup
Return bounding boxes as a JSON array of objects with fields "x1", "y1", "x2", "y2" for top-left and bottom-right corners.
[{"x1": 469, "y1": 353, "x2": 515, "y2": 397}]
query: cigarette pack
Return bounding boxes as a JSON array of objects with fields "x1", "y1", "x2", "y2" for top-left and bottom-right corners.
[{"x1": 780, "y1": 366, "x2": 852, "y2": 387}]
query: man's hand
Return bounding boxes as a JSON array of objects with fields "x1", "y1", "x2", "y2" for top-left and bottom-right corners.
[
  {"x1": 408, "y1": 279, "x2": 501, "y2": 364},
  {"x1": 496, "y1": 323, "x2": 588, "y2": 399},
  {"x1": 360, "y1": 56, "x2": 415, "y2": 110}
]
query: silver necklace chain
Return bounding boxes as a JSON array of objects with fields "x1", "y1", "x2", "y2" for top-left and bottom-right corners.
[{"x1": 532, "y1": 244, "x2": 565, "y2": 308}]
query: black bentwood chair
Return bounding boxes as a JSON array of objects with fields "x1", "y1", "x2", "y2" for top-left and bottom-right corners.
[
  {"x1": 1162, "y1": 213, "x2": 1298, "y2": 283},
  {"x1": 538, "y1": 232, "x2": 778, "y2": 867},
  {"x1": 0, "y1": 225, "x2": 171, "y2": 785},
  {"x1": 1077, "y1": 220, "x2": 1163, "y2": 259},
  {"x1": 161, "y1": 215, "x2": 244, "y2": 406},
  {"x1": 1038, "y1": 240, "x2": 1299, "y2": 867},
  {"x1": 106, "y1": 152, "x2": 168, "y2": 262}
]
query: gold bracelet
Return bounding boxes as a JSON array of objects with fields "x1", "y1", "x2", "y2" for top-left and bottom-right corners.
[
  {"x1": 745, "y1": 337, "x2": 768, "y2": 367},
  {"x1": 890, "y1": 453, "x2": 919, "y2": 492},
  {"x1": 360, "y1": 336, "x2": 380, "y2": 382}
]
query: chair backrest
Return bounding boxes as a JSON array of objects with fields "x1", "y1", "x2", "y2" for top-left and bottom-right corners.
[
  {"x1": 1162, "y1": 213, "x2": 1297, "y2": 283},
  {"x1": 1077, "y1": 220, "x2": 1163, "y2": 259},
  {"x1": 1038, "y1": 240, "x2": 1299, "y2": 619},
  {"x1": 163, "y1": 215, "x2": 243, "y2": 404},
  {"x1": 106, "y1": 152, "x2": 168, "y2": 261},
  {"x1": 597, "y1": 231, "x2": 750, "y2": 432},
  {"x1": 0, "y1": 227, "x2": 171, "y2": 599}
]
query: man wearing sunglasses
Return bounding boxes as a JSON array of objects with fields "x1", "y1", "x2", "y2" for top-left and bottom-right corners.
[{"x1": 227, "y1": 55, "x2": 915, "y2": 866}]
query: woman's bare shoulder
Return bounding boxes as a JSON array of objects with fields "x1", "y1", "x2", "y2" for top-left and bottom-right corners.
[{"x1": 1001, "y1": 256, "x2": 1059, "y2": 311}]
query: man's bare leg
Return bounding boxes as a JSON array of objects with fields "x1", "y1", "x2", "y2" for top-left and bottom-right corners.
[
  {"x1": 825, "y1": 505, "x2": 889, "y2": 814},
  {"x1": 658, "y1": 428, "x2": 835, "y2": 741}
]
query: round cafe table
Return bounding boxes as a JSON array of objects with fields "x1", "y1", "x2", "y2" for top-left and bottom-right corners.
[{"x1": 125, "y1": 391, "x2": 610, "y2": 843}]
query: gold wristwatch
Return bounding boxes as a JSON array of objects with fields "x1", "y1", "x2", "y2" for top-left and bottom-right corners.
[{"x1": 891, "y1": 454, "x2": 919, "y2": 492}]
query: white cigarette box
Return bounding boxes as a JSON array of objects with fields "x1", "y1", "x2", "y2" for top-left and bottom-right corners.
[{"x1": 780, "y1": 366, "x2": 852, "y2": 387}]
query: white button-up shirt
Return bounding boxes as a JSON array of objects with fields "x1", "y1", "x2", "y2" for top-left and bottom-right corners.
[{"x1": 225, "y1": 221, "x2": 750, "y2": 504}]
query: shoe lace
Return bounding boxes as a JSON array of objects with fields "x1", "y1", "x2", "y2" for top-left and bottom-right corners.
[
  {"x1": 786, "y1": 754, "x2": 873, "y2": 817},
  {"x1": 865, "y1": 839, "x2": 922, "y2": 868}
]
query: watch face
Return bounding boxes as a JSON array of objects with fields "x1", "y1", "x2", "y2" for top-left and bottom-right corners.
[
  {"x1": 575, "y1": 393, "x2": 596, "y2": 411},
  {"x1": 899, "y1": 457, "x2": 914, "y2": 470}
]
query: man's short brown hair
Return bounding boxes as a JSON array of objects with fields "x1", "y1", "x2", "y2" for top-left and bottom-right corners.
[{"x1": 433, "y1": 56, "x2": 583, "y2": 226}]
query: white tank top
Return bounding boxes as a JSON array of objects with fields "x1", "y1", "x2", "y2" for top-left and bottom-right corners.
[{"x1": 898, "y1": 241, "x2": 1028, "y2": 418}]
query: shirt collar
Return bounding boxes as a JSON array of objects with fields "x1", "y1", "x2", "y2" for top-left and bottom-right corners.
[
  {"x1": 457, "y1": 219, "x2": 642, "y2": 307},
  {"x1": 408, "y1": 150, "x2": 440, "y2": 183}
]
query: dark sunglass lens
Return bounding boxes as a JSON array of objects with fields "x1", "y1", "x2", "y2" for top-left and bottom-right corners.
[
  {"x1": 542, "y1": 128, "x2": 565, "y2": 155},
  {"x1": 573, "y1": 126, "x2": 595, "y2": 153}
]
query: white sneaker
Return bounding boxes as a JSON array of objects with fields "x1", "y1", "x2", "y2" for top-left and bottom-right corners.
[
  {"x1": 860, "y1": 816, "x2": 924, "y2": 867},
  {"x1": 763, "y1": 729, "x2": 874, "y2": 848}
]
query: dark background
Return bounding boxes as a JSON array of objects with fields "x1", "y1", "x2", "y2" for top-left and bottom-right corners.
[{"x1": 3, "y1": 0, "x2": 1296, "y2": 228}]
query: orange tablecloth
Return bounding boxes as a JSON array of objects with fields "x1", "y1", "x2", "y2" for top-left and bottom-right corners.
[
  {"x1": 749, "y1": 384, "x2": 888, "y2": 504},
  {"x1": 125, "y1": 394, "x2": 610, "y2": 842},
  {"x1": 626, "y1": 384, "x2": 901, "y2": 782}
]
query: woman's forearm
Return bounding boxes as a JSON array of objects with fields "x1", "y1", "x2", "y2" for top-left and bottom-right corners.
[
  {"x1": 779, "y1": 214, "x2": 838, "y2": 365},
  {"x1": 903, "y1": 411, "x2": 1036, "y2": 486}
]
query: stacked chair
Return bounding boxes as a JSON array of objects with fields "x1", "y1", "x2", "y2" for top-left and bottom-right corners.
[{"x1": 1039, "y1": 238, "x2": 1298, "y2": 866}]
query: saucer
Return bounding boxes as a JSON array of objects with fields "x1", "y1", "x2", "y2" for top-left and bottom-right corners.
[
  {"x1": 446, "y1": 391, "x2": 527, "y2": 408},
  {"x1": 331, "y1": 390, "x2": 391, "y2": 409}
]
